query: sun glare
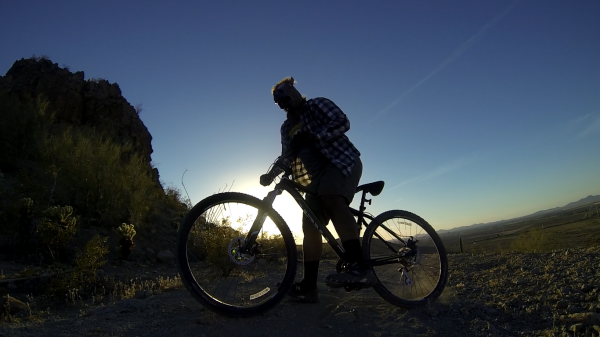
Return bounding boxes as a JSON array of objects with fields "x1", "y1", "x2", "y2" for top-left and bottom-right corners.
[
  {"x1": 244, "y1": 186, "x2": 303, "y2": 235},
  {"x1": 242, "y1": 185, "x2": 340, "y2": 244}
]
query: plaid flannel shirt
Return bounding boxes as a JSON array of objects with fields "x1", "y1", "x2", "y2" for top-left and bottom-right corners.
[{"x1": 277, "y1": 97, "x2": 360, "y2": 186}]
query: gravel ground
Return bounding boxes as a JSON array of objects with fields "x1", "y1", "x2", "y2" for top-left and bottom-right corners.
[{"x1": 1, "y1": 246, "x2": 600, "y2": 337}]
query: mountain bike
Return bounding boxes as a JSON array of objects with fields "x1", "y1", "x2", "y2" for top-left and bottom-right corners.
[{"x1": 176, "y1": 155, "x2": 448, "y2": 317}]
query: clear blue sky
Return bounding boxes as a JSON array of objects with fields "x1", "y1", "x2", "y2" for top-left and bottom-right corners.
[{"x1": 2, "y1": 0, "x2": 599, "y2": 234}]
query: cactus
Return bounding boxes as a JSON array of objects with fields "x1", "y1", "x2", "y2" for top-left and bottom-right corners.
[
  {"x1": 20, "y1": 198, "x2": 33, "y2": 209},
  {"x1": 117, "y1": 223, "x2": 136, "y2": 260},
  {"x1": 39, "y1": 205, "x2": 78, "y2": 257},
  {"x1": 43, "y1": 205, "x2": 76, "y2": 229},
  {"x1": 116, "y1": 223, "x2": 136, "y2": 240}
]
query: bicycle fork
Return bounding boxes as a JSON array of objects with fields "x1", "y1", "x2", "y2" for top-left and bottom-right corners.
[{"x1": 239, "y1": 189, "x2": 280, "y2": 254}]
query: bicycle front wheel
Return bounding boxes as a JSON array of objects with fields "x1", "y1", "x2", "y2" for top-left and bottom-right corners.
[
  {"x1": 176, "y1": 192, "x2": 297, "y2": 317},
  {"x1": 363, "y1": 210, "x2": 448, "y2": 308}
]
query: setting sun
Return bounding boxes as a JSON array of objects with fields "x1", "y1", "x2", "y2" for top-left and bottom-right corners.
[{"x1": 243, "y1": 184, "x2": 340, "y2": 243}]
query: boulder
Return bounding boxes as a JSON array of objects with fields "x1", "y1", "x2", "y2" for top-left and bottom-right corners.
[
  {"x1": 2, "y1": 295, "x2": 29, "y2": 316},
  {"x1": 156, "y1": 250, "x2": 175, "y2": 263}
]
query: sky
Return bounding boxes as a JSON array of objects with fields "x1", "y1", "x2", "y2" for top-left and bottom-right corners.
[{"x1": 1, "y1": 0, "x2": 599, "y2": 236}]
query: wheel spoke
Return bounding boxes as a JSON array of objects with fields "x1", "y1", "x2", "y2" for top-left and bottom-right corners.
[
  {"x1": 364, "y1": 210, "x2": 448, "y2": 308},
  {"x1": 177, "y1": 193, "x2": 297, "y2": 317}
]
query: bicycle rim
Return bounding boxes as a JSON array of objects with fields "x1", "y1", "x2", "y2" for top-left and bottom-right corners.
[
  {"x1": 177, "y1": 192, "x2": 297, "y2": 317},
  {"x1": 363, "y1": 210, "x2": 448, "y2": 308}
]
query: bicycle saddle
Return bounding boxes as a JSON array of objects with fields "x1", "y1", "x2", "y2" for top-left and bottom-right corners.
[{"x1": 356, "y1": 181, "x2": 385, "y2": 196}]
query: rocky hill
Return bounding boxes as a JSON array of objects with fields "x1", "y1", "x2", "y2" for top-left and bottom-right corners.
[
  {"x1": 0, "y1": 57, "x2": 158, "y2": 182},
  {"x1": 560, "y1": 195, "x2": 600, "y2": 211}
]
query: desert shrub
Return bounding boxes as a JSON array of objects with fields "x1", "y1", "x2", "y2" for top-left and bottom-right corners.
[
  {"x1": 187, "y1": 225, "x2": 208, "y2": 261},
  {"x1": 0, "y1": 89, "x2": 162, "y2": 229},
  {"x1": 109, "y1": 275, "x2": 182, "y2": 301},
  {"x1": 29, "y1": 54, "x2": 50, "y2": 61},
  {"x1": 38, "y1": 205, "x2": 77, "y2": 257},
  {"x1": 156, "y1": 275, "x2": 183, "y2": 292},
  {"x1": 188, "y1": 216, "x2": 290, "y2": 275},
  {"x1": 163, "y1": 184, "x2": 191, "y2": 214},
  {"x1": 40, "y1": 126, "x2": 160, "y2": 227},
  {"x1": 74, "y1": 235, "x2": 109, "y2": 281},
  {"x1": 202, "y1": 226, "x2": 241, "y2": 276},
  {"x1": 510, "y1": 228, "x2": 551, "y2": 252},
  {"x1": 188, "y1": 217, "x2": 241, "y2": 276},
  {"x1": 86, "y1": 77, "x2": 106, "y2": 83},
  {"x1": 255, "y1": 231, "x2": 289, "y2": 263},
  {"x1": 468, "y1": 242, "x2": 487, "y2": 254},
  {"x1": 45, "y1": 235, "x2": 108, "y2": 301}
]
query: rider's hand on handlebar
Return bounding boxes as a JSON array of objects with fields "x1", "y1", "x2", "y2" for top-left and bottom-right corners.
[{"x1": 260, "y1": 173, "x2": 274, "y2": 186}]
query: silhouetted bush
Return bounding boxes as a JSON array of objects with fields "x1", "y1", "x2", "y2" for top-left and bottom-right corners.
[
  {"x1": 40, "y1": 126, "x2": 160, "y2": 227},
  {"x1": 74, "y1": 234, "x2": 109, "y2": 282},
  {"x1": 38, "y1": 205, "x2": 78, "y2": 259}
]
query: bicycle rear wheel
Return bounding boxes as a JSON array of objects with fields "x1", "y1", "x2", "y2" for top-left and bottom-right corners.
[
  {"x1": 362, "y1": 210, "x2": 448, "y2": 308},
  {"x1": 176, "y1": 192, "x2": 297, "y2": 317}
]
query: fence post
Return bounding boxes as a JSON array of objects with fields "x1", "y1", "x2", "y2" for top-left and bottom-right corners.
[{"x1": 460, "y1": 237, "x2": 463, "y2": 253}]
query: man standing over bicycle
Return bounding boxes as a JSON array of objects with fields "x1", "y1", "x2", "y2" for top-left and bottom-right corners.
[{"x1": 260, "y1": 77, "x2": 376, "y2": 302}]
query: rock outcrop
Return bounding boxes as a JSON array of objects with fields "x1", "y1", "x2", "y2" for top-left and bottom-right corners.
[{"x1": 0, "y1": 57, "x2": 157, "y2": 180}]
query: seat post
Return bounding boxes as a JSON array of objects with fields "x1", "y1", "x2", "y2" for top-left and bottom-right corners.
[
  {"x1": 357, "y1": 190, "x2": 370, "y2": 235},
  {"x1": 359, "y1": 191, "x2": 367, "y2": 213}
]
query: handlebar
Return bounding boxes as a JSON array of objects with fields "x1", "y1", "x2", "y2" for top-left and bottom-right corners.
[
  {"x1": 271, "y1": 156, "x2": 292, "y2": 177},
  {"x1": 262, "y1": 148, "x2": 298, "y2": 185}
]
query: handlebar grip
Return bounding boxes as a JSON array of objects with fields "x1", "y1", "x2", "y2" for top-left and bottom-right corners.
[
  {"x1": 260, "y1": 174, "x2": 273, "y2": 186},
  {"x1": 265, "y1": 148, "x2": 297, "y2": 180},
  {"x1": 272, "y1": 158, "x2": 292, "y2": 177}
]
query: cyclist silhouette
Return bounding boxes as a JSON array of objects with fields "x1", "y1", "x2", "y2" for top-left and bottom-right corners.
[{"x1": 261, "y1": 77, "x2": 376, "y2": 302}]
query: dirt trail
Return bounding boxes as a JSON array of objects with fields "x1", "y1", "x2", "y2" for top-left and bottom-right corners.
[{"x1": 2, "y1": 248, "x2": 600, "y2": 336}]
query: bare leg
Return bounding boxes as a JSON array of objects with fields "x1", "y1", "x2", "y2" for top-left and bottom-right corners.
[
  {"x1": 320, "y1": 195, "x2": 358, "y2": 242},
  {"x1": 302, "y1": 214, "x2": 324, "y2": 261}
]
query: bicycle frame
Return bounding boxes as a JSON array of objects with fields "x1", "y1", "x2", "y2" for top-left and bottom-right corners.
[{"x1": 242, "y1": 175, "x2": 408, "y2": 268}]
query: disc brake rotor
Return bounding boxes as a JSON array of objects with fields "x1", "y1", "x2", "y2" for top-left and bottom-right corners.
[{"x1": 228, "y1": 236, "x2": 256, "y2": 265}]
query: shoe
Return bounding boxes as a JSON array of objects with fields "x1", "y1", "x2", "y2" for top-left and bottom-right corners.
[
  {"x1": 287, "y1": 281, "x2": 319, "y2": 303},
  {"x1": 325, "y1": 263, "x2": 377, "y2": 288}
]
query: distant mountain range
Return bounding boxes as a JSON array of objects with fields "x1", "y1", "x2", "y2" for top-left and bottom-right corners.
[
  {"x1": 544, "y1": 195, "x2": 600, "y2": 212},
  {"x1": 443, "y1": 195, "x2": 600, "y2": 233}
]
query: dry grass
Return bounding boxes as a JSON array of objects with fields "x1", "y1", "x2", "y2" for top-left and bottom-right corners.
[
  {"x1": 1, "y1": 271, "x2": 183, "y2": 323},
  {"x1": 508, "y1": 227, "x2": 552, "y2": 253}
]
